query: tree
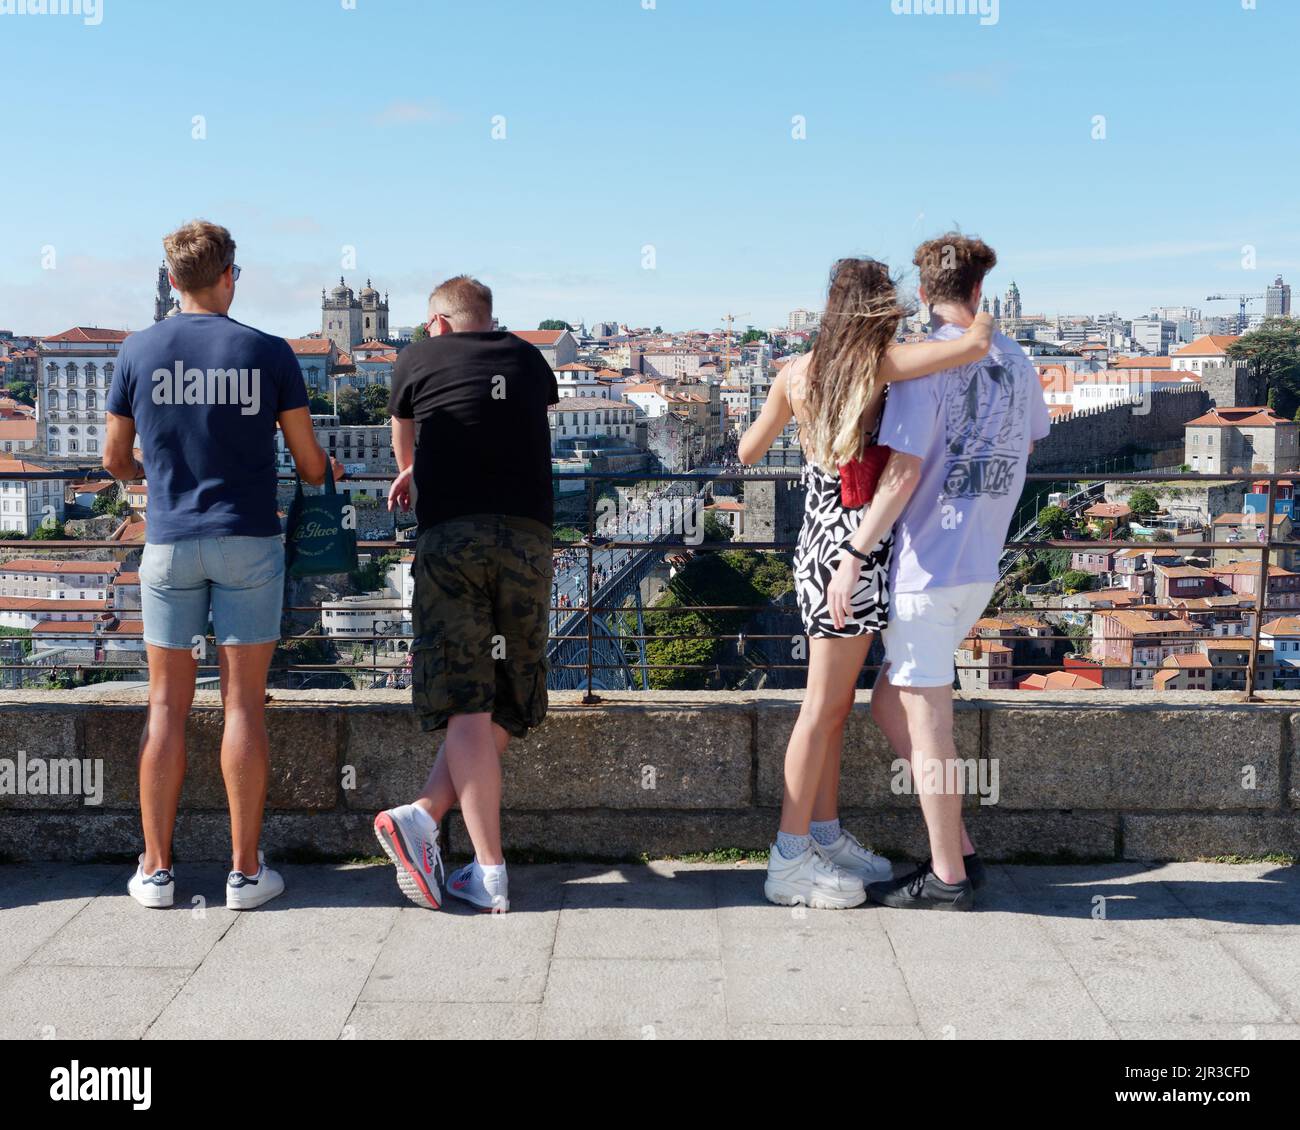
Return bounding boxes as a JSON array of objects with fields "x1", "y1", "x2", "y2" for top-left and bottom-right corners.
[
  {"x1": 740, "y1": 328, "x2": 767, "y2": 344},
  {"x1": 360, "y1": 383, "x2": 390, "y2": 423},
  {"x1": 1128, "y1": 488, "x2": 1159, "y2": 517},
  {"x1": 703, "y1": 511, "x2": 733, "y2": 543},
  {"x1": 1060, "y1": 570, "x2": 1094, "y2": 594},
  {"x1": 5, "y1": 380, "x2": 35, "y2": 406},
  {"x1": 410, "y1": 323, "x2": 428, "y2": 342},
  {"x1": 1037, "y1": 505, "x2": 1071, "y2": 538},
  {"x1": 307, "y1": 392, "x2": 333, "y2": 416},
  {"x1": 1229, "y1": 317, "x2": 1300, "y2": 404},
  {"x1": 31, "y1": 522, "x2": 66, "y2": 540},
  {"x1": 538, "y1": 319, "x2": 572, "y2": 332},
  {"x1": 1153, "y1": 530, "x2": 1174, "y2": 542},
  {"x1": 335, "y1": 386, "x2": 366, "y2": 426},
  {"x1": 91, "y1": 491, "x2": 129, "y2": 518}
]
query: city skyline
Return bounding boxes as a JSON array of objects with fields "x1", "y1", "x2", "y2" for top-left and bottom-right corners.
[{"x1": 2, "y1": 0, "x2": 1299, "y2": 336}]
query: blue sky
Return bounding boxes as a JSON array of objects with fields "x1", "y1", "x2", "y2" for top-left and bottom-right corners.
[{"x1": 1, "y1": 0, "x2": 1297, "y2": 337}]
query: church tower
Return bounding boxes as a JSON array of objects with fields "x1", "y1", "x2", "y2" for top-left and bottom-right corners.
[
  {"x1": 1004, "y1": 281, "x2": 1023, "y2": 323},
  {"x1": 154, "y1": 263, "x2": 178, "y2": 322},
  {"x1": 358, "y1": 280, "x2": 389, "y2": 343}
]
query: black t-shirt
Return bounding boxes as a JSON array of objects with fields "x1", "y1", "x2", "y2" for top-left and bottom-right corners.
[{"x1": 389, "y1": 331, "x2": 559, "y2": 530}]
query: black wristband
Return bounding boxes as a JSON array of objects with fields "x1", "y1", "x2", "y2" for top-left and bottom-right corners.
[{"x1": 841, "y1": 542, "x2": 873, "y2": 563}]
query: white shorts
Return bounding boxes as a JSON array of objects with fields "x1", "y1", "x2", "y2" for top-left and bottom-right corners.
[{"x1": 883, "y1": 581, "x2": 997, "y2": 688}]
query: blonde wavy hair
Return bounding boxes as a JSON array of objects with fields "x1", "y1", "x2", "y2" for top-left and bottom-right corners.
[{"x1": 801, "y1": 258, "x2": 909, "y2": 469}]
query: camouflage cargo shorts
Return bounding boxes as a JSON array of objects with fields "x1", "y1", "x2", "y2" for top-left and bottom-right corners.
[{"x1": 411, "y1": 514, "x2": 553, "y2": 738}]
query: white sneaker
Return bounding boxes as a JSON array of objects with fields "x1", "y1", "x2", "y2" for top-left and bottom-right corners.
[
  {"x1": 446, "y1": 860, "x2": 509, "y2": 913},
  {"x1": 226, "y1": 850, "x2": 285, "y2": 910},
  {"x1": 763, "y1": 843, "x2": 866, "y2": 910},
  {"x1": 128, "y1": 855, "x2": 174, "y2": 909},
  {"x1": 374, "y1": 803, "x2": 443, "y2": 909},
  {"x1": 815, "y1": 831, "x2": 892, "y2": 884}
]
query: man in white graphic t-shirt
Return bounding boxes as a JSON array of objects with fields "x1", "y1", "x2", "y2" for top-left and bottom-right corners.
[{"x1": 824, "y1": 232, "x2": 1050, "y2": 910}]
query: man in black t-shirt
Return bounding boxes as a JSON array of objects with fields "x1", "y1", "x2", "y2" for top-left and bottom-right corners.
[{"x1": 374, "y1": 276, "x2": 557, "y2": 915}]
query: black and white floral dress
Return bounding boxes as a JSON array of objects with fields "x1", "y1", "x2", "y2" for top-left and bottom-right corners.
[
  {"x1": 793, "y1": 462, "x2": 893, "y2": 638},
  {"x1": 787, "y1": 357, "x2": 893, "y2": 638}
]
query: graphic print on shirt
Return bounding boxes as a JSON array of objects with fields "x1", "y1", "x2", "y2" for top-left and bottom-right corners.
[{"x1": 941, "y1": 360, "x2": 1026, "y2": 500}]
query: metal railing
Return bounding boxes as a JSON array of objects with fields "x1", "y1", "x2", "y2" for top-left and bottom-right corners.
[{"x1": 1, "y1": 465, "x2": 1298, "y2": 701}]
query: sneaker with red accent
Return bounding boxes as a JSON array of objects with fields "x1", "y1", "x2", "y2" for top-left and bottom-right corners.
[
  {"x1": 446, "y1": 860, "x2": 509, "y2": 913},
  {"x1": 374, "y1": 804, "x2": 443, "y2": 909}
]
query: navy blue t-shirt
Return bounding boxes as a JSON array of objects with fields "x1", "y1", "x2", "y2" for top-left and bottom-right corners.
[{"x1": 106, "y1": 313, "x2": 309, "y2": 543}]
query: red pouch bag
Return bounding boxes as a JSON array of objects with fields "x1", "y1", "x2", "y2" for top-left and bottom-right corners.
[{"x1": 838, "y1": 444, "x2": 893, "y2": 509}]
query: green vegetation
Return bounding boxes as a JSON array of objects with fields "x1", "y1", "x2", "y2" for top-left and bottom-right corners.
[
  {"x1": 91, "y1": 492, "x2": 130, "y2": 519},
  {"x1": 1127, "y1": 487, "x2": 1159, "y2": 517},
  {"x1": 1036, "y1": 505, "x2": 1071, "y2": 538},
  {"x1": 0, "y1": 625, "x2": 32, "y2": 657},
  {"x1": 1060, "y1": 570, "x2": 1094, "y2": 594},
  {"x1": 1229, "y1": 317, "x2": 1300, "y2": 415},
  {"x1": 702, "y1": 510, "x2": 733, "y2": 543},
  {"x1": 0, "y1": 528, "x2": 24, "y2": 540},
  {"x1": 30, "y1": 522, "x2": 66, "y2": 540},
  {"x1": 349, "y1": 551, "x2": 404, "y2": 594},
  {"x1": 641, "y1": 549, "x2": 793, "y2": 690},
  {"x1": 5, "y1": 380, "x2": 35, "y2": 406},
  {"x1": 538, "y1": 319, "x2": 572, "y2": 331}
]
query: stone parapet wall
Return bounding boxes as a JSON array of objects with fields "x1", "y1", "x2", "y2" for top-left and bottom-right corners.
[{"x1": 1, "y1": 689, "x2": 1296, "y2": 863}]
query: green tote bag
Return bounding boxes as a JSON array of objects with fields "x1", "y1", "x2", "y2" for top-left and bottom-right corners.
[{"x1": 284, "y1": 463, "x2": 358, "y2": 578}]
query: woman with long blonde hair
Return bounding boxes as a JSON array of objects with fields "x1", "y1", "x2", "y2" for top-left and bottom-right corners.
[{"x1": 739, "y1": 257, "x2": 993, "y2": 909}]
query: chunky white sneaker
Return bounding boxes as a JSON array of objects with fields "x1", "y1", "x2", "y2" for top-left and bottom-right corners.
[
  {"x1": 763, "y1": 843, "x2": 866, "y2": 910},
  {"x1": 446, "y1": 861, "x2": 509, "y2": 913},
  {"x1": 815, "y1": 831, "x2": 892, "y2": 884},
  {"x1": 128, "y1": 855, "x2": 174, "y2": 909},
  {"x1": 374, "y1": 804, "x2": 443, "y2": 909},
  {"x1": 226, "y1": 850, "x2": 285, "y2": 911}
]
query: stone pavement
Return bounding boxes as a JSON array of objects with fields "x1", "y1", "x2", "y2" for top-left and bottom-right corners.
[{"x1": 2, "y1": 860, "x2": 1298, "y2": 1040}]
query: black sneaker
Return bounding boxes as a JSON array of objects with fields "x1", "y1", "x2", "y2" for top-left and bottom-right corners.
[
  {"x1": 867, "y1": 862, "x2": 975, "y2": 911},
  {"x1": 922, "y1": 852, "x2": 986, "y2": 890}
]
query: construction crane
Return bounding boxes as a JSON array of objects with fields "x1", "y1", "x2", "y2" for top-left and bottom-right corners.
[
  {"x1": 1205, "y1": 292, "x2": 1266, "y2": 334},
  {"x1": 720, "y1": 312, "x2": 749, "y2": 381}
]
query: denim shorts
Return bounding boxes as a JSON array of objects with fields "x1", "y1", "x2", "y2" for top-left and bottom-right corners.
[{"x1": 139, "y1": 535, "x2": 285, "y2": 650}]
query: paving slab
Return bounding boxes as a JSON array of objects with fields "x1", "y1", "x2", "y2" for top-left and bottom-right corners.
[
  {"x1": 553, "y1": 864, "x2": 720, "y2": 961},
  {"x1": 344, "y1": 1001, "x2": 540, "y2": 1040},
  {"x1": 0, "y1": 861, "x2": 1296, "y2": 1040},
  {"x1": 539, "y1": 957, "x2": 726, "y2": 1039},
  {"x1": 900, "y1": 959, "x2": 1115, "y2": 1040},
  {"x1": 0, "y1": 965, "x2": 191, "y2": 1040},
  {"x1": 721, "y1": 929, "x2": 914, "y2": 1028},
  {"x1": 1062, "y1": 936, "x2": 1287, "y2": 1026}
]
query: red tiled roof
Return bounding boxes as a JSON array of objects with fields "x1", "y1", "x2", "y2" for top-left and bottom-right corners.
[
  {"x1": 284, "y1": 338, "x2": 334, "y2": 355},
  {"x1": 0, "y1": 559, "x2": 119, "y2": 575},
  {"x1": 1185, "y1": 406, "x2": 1290, "y2": 428},
  {"x1": 32, "y1": 618, "x2": 143, "y2": 635},
  {"x1": 1173, "y1": 335, "x2": 1240, "y2": 357},
  {"x1": 0, "y1": 420, "x2": 37, "y2": 440},
  {"x1": 42, "y1": 327, "x2": 129, "y2": 344},
  {"x1": 1085, "y1": 503, "x2": 1132, "y2": 519},
  {"x1": 513, "y1": 330, "x2": 564, "y2": 346},
  {"x1": 0, "y1": 597, "x2": 108, "y2": 611},
  {"x1": 1261, "y1": 616, "x2": 1300, "y2": 636},
  {"x1": 0, "y1": 458, "x2": 54, "y2": 474},
  {"x1": 1114, "y1": 356, "x2": 1172, "y2": 369}
]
